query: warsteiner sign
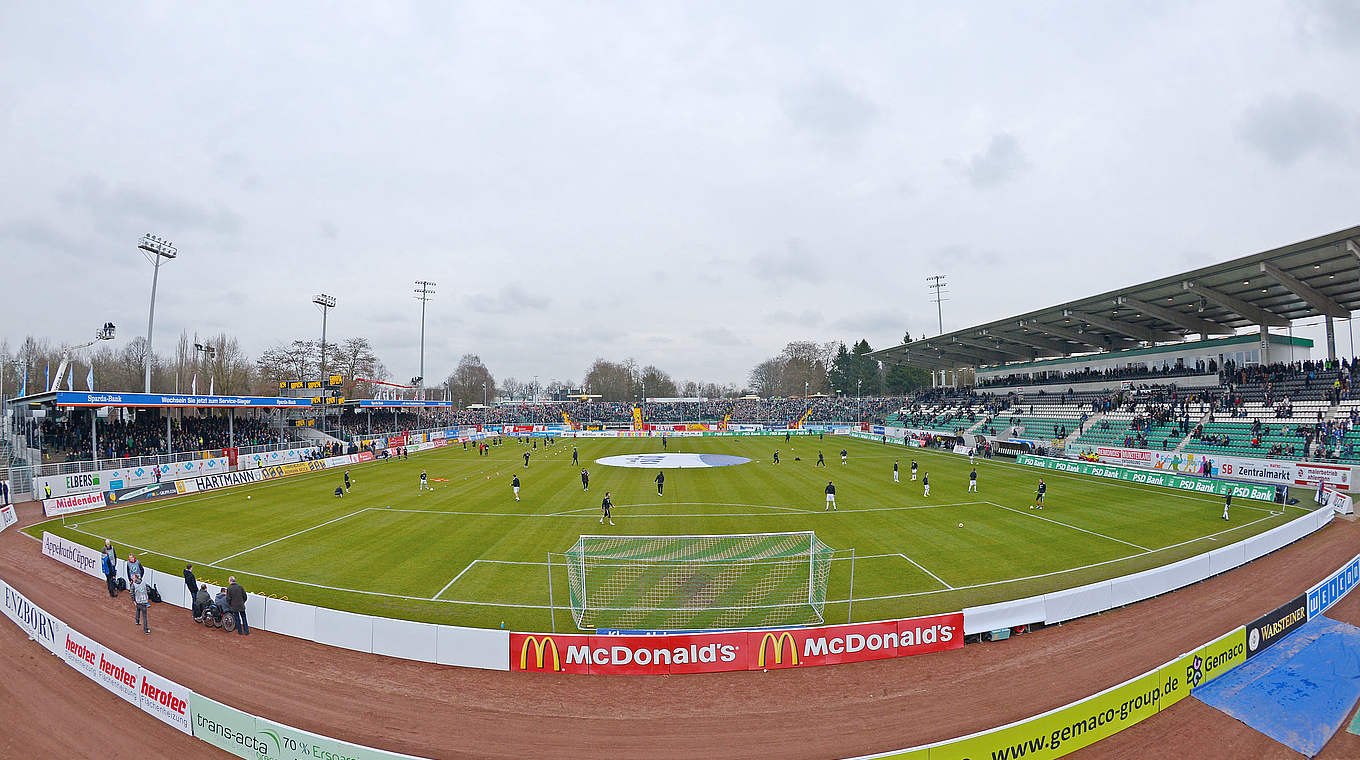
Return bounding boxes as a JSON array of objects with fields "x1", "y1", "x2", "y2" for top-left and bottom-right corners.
[
  {"x1": 1245, "y1": 593, "x2": 1308, "y2": 658},
  {"x1": 510, "y1": 612, "x2": 962, "y2": 675}
]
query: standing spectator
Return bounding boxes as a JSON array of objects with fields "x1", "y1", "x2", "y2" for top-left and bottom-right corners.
[
  {"x1": 226, "y1": 576, "x2": 249, "y2": 635},
  {"x1": 184, "y1": 564, "x2": 198, "y2": 617},
  {"x1": 125, "y1": 554, "x2": 144, "y2": 590},
  {"x1": 0, "y1": 477, "x2": 9, "y2": 505},
  {"x1": 130, "y1": 574, "x2": 151, "y2": 634},
  {"x1": 101, "y1": 541, "x2": 119, "y2": 598}
]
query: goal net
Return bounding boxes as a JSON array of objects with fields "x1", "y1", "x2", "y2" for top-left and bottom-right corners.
[{"x1": 561, "y1": 532, "x2": 835, "y2": 631}]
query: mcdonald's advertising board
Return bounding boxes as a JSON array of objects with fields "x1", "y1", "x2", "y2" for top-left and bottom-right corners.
[{"x1": 510, "y1": 612, "x2": 962, "y2": 675}]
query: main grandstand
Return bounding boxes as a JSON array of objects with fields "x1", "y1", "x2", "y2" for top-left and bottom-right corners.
[{"x1": 872, "y1": 227, "x2": 1360, "y2": 465}]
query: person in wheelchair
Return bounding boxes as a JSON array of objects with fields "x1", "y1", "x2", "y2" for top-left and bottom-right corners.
[
  {"x1": 215, "y1": 588, "x2": 230, "y2": 616},
  {"x1": 193, "y1": 583, "x2": 211, "y2": 622}
]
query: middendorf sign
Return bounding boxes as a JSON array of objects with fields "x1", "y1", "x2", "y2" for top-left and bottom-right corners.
[
  {"x1": 42, "y1": 491, "x2": 109, "y2": 517},
  {"x1": 511, "y1": 613, "x2": 962, "y2": 675}
]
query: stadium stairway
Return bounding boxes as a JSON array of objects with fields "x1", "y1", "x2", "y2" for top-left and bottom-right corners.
[{"x1": 1061, "y1": 410, "x2": 1108, "y2": 448}]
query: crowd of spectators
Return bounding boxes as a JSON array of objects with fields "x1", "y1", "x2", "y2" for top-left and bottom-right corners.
[
  {"x1": 334, "y1": 396, "x2": 908, "y2": 439},
  {"x1": 978, "y1": 360, "x2": 1217, "y2": 389},
  {"x1": 20, "y1": 415, "x2": 284, "y2": 462}
]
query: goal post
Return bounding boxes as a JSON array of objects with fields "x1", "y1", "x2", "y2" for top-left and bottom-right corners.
[{"x1": 558, "y1": 531, "x2": 837, "y2": 631}]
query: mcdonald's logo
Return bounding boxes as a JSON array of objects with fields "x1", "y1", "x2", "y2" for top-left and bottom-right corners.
[
  {"x1": 756, "y1": 632, "x2": 799, "y2": 667},
  {"x1": 520, "y1": 636, "x2": 562, "y2": 671}
]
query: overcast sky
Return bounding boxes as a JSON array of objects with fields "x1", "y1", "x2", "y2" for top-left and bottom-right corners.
[{"x1": 2, "y1": 1, "x2": 1358, "y2": 388}]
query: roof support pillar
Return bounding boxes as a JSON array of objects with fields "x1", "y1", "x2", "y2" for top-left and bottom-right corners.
[
  {"x1": 1259, "y1": 324, "x2": 1270, "y2": 365},
  {"x1": 1326, "y1": 316, "x2": 1337, "y2": 361}
]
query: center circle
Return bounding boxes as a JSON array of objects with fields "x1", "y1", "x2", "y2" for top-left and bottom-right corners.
[{"x1": 594, "y1": 453, "x2": 753, "y2": 469}]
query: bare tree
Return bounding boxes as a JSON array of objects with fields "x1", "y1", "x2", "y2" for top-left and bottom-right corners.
[
  {"x1": 328, "y1": 337, "x2": 387, "y2": 398},
  {"x1": 445, "y1": 354, "x2": 496, "y2": 407},
  {"x1": 640, "y1": 365, "x2": 678, "y2": 397}
]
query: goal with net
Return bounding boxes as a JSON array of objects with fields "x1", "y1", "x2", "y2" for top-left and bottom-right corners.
[{"x1": 553, "y1": 532, "x2": 840, "y2": 631}]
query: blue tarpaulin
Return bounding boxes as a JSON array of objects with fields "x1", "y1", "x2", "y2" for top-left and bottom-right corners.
[{"x1": 1194, "y1": 615, "x2": 1360, "y2": 757}]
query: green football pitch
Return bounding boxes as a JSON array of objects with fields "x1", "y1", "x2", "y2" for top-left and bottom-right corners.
[{"x1": 26, "y1": 436, "x2": 1307, "y2": 632}]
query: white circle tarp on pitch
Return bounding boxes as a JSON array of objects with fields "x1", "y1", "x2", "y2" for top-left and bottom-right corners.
[{"x1": 595, "y1": 453, "x2": 752, "y2": 469}]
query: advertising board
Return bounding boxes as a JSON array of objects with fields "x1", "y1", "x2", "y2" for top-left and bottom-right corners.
[
  {"x1": 62, "y1": 625, "x2": 142, "y2": 706},
  {"x1": 105, "y1": 481, "x2": 179, "y2": 506},
  {"x1": 510, "y1": 613, "x2": 962, "y2": 675},
  {"x1": 0, "y1": 504, "x2": 17, "y2": 533},
  {"x1": 1016, "y1": 454, "x2": 1277, "y2": 501},
  {"x1": 42, "y1": 531, "x2": 104, "y2": 578},
  {"x1": 1294, "y1": 461, "x2": 1351, "y2": 490},
  {"x1": 1244, "y1": 593, "x2": 1308, "y2": 658},
  {"x1": 1308, "y1": 552, "x2": 1360, "y2": 618},
  {"x1": 42, "y1": 491, "x2": 109, "y2": 517},
  {"x1": 259, "y1": 460, "x2": 327, "y2": 480},
  {"x1": 0, "y1": 578, "x2": 66, "y2": 656}
]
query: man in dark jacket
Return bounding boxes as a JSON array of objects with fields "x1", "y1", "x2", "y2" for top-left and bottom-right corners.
[
  {"x1": 226, "y1": 576, "x2": 249, "y2": 635},
  {"x1": 184, "y1": 564, "x2": 199, "y2": 618}
]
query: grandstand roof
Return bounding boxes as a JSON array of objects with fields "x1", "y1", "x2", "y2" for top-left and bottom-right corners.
[{"x1": 871, "y1": 226, "x2": 1360, "y2": 371}]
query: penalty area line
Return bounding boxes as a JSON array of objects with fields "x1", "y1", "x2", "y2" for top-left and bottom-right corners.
[
  {"x1": 211, "y1": 508, "x2": 372, "y2": 565},
  {"x1": 984, "y1": 501, "x2": 1152, "y2": 552},
  {"x1": 433, "y1": 560, "x2": 480, "y2": 600},
  {"x1": 897, "y1": 554, "x2": 954, "y2": 589}
]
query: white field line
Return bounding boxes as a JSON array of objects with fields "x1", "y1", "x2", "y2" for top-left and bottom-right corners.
[
  {"x1": 983, "y1": 501, "x2": 1153, "y2": 552},
  {"x1": 61, "y1": 512, "x2": 1281, "y2": 610},
  {"x1": 471, "y1": 552, "x2": 914, "y2": 568},
  {"x1": 210, "y1": 509, "x2": 370, "y2": 565},
  {"x1": 431, "y1": 501, "x2": 989, "y2": 518},
  {"x1": 897, "y1": 553, "x2": 955, "y2": 589},
  {"x1": 833, "y1": 512, "x2": 1277, "y2": 604},
  {"x1": 433, "y1": 561, "x2": 480, "y2": 600},
  {"x1": 857, "y1": 439, "x2": 1245, "y2": 509},
  {"x1": 547, "y1": 501, "x2": 815, "y2": 516}
]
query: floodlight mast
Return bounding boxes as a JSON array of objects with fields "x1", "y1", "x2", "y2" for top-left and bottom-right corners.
[
  {"x1": 313, "y1": 294, "x2": 336, "y2": 431},
  {"x1": 414, "y1": 281, "x2": 436, "y2": 400},
  {"x1": 193, "y1": 342, "x2": 216, "y2": 394},
  {"x1": 138, "y1": 234, "x2": 178, "y2": 392}
]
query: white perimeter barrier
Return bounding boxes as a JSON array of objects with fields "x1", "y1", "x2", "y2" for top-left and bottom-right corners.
[
  {"x1": 41, "y1": 531, "x2": 508, "y2": 670},
  {"x1": 0, "y1": 572, "x2": 428, "y2": 759},
  {"x1": 962, "y1": 506, "x2": 1335, "y2": 634}
]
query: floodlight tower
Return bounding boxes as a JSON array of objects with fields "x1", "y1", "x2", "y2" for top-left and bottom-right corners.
[
  {"x1": 414, "y1": 281, "x2": 436, "y2": 400},
  {"x1": 927, "y1": 274, "x2": 948, "y2": 335},
  {"x1": 138, "y1": 234, "x2": 178, "y2": 392},
  {"x1": 313, "y1": 294, "x2": 336, "y2": 431},
  {"x1": 193, "y1": 342, "x2": 217, "y2": 393}
]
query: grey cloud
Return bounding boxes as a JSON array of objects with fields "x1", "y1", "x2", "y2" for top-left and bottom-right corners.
[
  {"x1": 958, "y1": 133, "x2": 1029, "y2": 189},
  {"x1": 938, "y1": 244, "x2": 1001, "y2": 267},
  {"x1": 468, "y1": 285, "x2": 551, "y2": 314},
  {"x1": 764, "y1": 309, "x2": 824, "y2": 328},
  {"x1": 750, "y1": 240, "x2": 822, "y2": 284},
  {"x1": 0, "y1": 218, "x2": 90, "y2": 258},
  {"x1": 1238, "y1": 92, "x2": 1356, "y2": 165},
  {"x1": 58, "y1": 176, "x2": 245, "y2": 237},
  {"x1": 832, "y1": 309, "x2": 906, "y2": 336},
  {"x1": 697, "y1": 327, "x2": 747, "y2": 346},
  {"x1": 1299, "y1": 0, "x2": 1360, "y2": 48},
  {"x1": 321, "y1": 220, "x2": 339, "y2": 240},
  {"x1": 781, "y1": 77, "x2": 879, "y2": 145}
]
